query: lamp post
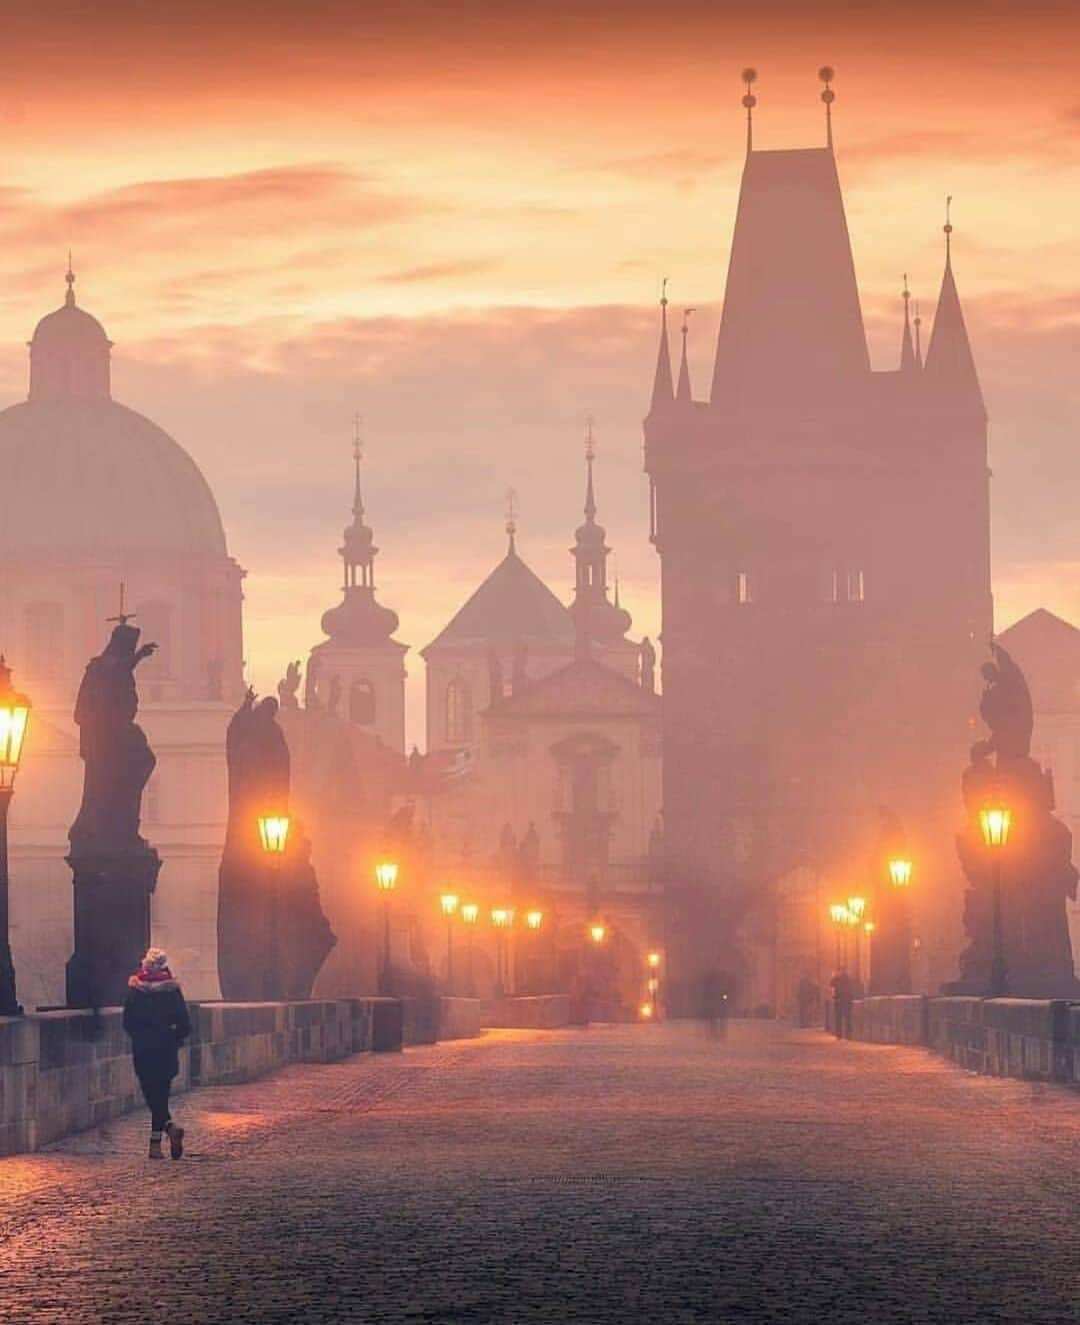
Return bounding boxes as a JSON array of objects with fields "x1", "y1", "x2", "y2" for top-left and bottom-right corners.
[
  {"x1": 257, "y1": 813, "x2": 290, "y2": 1001},
  {"x1": 440, "y1": 893, "x2": 459, "y2": 991},
  {"x1": 0, "y1": 659, "x2": 30, "y2": 1017},
  {"x1": 491, "y1": 907, "x2": 514, "y2": 997},
  {"x1": 887, "y1": 855, "x2": 913, "y2": 994},
  {"x1": 979, "y1": 800, "x2": 1011, "y2": 997},
  {"x1": 375, "y1": 860, "x2": 399, "y2": 995},
  {"x1": 646, "y1": 950, "x2": 662, "y2": 1019},
  {"x1": 847, "y1": 896, "x2": 866, "y2": 988},
  {"x1": 461, "y1": 903, "x2": 479, "y2": 995},
  {"x1": 829, "y1": 904, "x2": 849, "y2": 971}
]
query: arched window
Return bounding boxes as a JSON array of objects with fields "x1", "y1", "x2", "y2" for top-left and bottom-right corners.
[
  {"x1": 135, "y1": 601, "x2": 172, "y2": 677},
  {"x1": 349, "y1": 679, "x2": 376, "y2": 725},
  {"x1": 23, "y1": 602, "x2": 64, "y2": 680},
  {"x1": 445, "y1": 679, "x2": 472, "y2": 744}
]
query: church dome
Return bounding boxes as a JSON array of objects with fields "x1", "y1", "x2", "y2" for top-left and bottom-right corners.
[
  {"x1": 321, "y1": 588, "x2": 399, "y2": 646},
  {"x1": 0, "y1": 274, "x2": 227, "y2": 560}
]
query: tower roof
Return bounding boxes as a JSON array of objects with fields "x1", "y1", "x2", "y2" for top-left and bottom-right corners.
[
  {"x1": 676, "y1": 310, "x2": 694, "y2": 403},
  {"x1": 422, "y1": 546, "x2": 575, "y2": 654},
  {"x1": 924, "y1": 212, "x2": 983, "y2": 410},
  {"x1": 29, "y1": 264, "x2": 113, "y2": 402},
  {"x1": 710, "y1": 147, "x2": 869, "y2": 404},
  {"x1": 648, "y1": 285, "x2": 674, "y2": 413}
]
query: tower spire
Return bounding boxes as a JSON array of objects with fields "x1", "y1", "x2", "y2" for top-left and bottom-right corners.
[
  {"x1": 742, "y1": 68, "x2": 758, "y2": 156},
  {"x1": 351, "y1": 412, "x2": 364, "y2": 521},
  {"x1": 505, "y1": 487, "x2": 518, "y2": 555},
  {"x1": 944, "y1": 194, "x2": 953, "y2": 267},
  {"x1": 900, "y1": 274, "x2": 917, "y2": 373},
  {"x1": 819, "y1": 66, "x2": 836, "y2": 150},
  {"x1": 583, "y1": 415, "x2": 597, "y2": 522},
  {"x1": 649, "y1": 278, "x2": 674, "y2": 412},
  {"x1": 677, "y1": 309, "x2": 695, "y2": 403},
  {"x1": 925, "y1": 197, "x2": 983, "y2": 408},
  {"x1": 65, "y1": 252, "x2": 76, "y2": 307}
]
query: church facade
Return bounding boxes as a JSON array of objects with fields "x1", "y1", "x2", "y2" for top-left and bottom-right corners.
[{"x1": 645, "y1": 92, "x2": 992, "y2": 1004}]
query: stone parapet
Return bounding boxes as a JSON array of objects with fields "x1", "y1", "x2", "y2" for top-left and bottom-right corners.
[
  {"x1": 438, "y1": 997, "x2": 484, "y2": 1041},
  {"x1": 0, "y1": 997, "x2": 399, "y2": 1157},
  {"x1": 482, "y1": 995, "x2": 572, "y2": 1029}
]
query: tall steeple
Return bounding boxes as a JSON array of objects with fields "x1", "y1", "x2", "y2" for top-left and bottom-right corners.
[
  {"x1": 570, "y1": 418, "x2": 631, "y2": 650},
  {"x1": 649, "y1": 279, "x2": 674, "y2": 412},
  {"x1": 676, "y1": 309, "x2": 694, "y2": 403},
  {"x1": 819, "y1": 67, "x2": 836, "y2": 151},
  {"x1": 711, "y1": 69, "x2": 868, "y2": 405},
  {"x1": 319, "y1": 418, "x2": 399, "y2": 645},
  {"x1": 924, "y1": 197, "x2": 983, "y2": 409},
  {"x1": 899, "y1": 274, "x2": 918, "y2": 373}
]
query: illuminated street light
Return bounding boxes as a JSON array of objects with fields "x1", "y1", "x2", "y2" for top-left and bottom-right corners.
[
  {"x1": 257, "y1": 812, "x2": 290, "y2": 1000},
  {"x1": 888, "y1": 857, "x2": 913, "y2": 888},
  {"x1": 440, "y1": 893, "x2": 460, "y2": 991},
  {"x1": 640, "y1": 1002, "x2": 654, "y2": 1020},
  {"x1": 257, "y1": 814, "x2": 290, "y2": 856},
  {"x1": 375, "y1": 861, "x2": 399, "y2": 892},
  {"x1": 461, "y1": 903, "x2": 479, "y2": 995},
  {"x1": 0, "y1": 658, "x2": 30, "y2": 1015},
  {"x1": 980, "y1": 798, "x2": 1012, "y2": 996},
  {"x1": 846, "y1": 896, "x2": 866, "y2": 921},
  {"x1": 589, "y1": 923, "x2": 606, "y2": 945},
  {"x1": 375, "y1": 860, "x2": 399, "y2": 994},
  {"x1": 491, "y1": 907, "x2": 514, "y2": 997},
  {"x1": 647, "y1": 950, "x2": 661, "y2": 969},
  {"x1": 525, "y1": 910, "x2": 544, "y2": 930},
  {"x1": 461, "y1": 903, "x2": 479, "y2": 925}
]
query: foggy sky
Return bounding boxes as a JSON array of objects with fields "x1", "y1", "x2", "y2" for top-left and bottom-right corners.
[{"x1": 0, "y1": 0, "x2": 1077, "y2": 747}]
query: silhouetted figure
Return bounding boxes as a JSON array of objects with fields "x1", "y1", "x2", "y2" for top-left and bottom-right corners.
[
  {"x1": 979, "y1": 640, "x2": 1033, "y2": 762},
  {"x1": 66, "y1": 621, "x2": 162, "y2": 1008},
  {"x1": 519, "y1": 821, "x2": 540, "y2": 883},
  {"x1": 277, "y1": 660, "x2": 302, "y2": 710},
  {"x1": 123, "y1": 946, "x2": 190, "y2": 1160},
  {"x1": 640, "y1": 637, "x2": 656, "y2": 694},
  {"x1": 699, "y1": 969, "x2": 731, "y2": 1040},
  {"x1": 830, "y1": 969, "x2": 854, "y2": 1039},
  {"x1": 217, "y1": 692, "x2": 335, "y2": 1000},
  {"x1": 796, "y1": 975, "x2": 820, "y2": 1028}
]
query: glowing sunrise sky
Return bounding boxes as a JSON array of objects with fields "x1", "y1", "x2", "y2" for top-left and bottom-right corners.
[{"x1": 1, "y1": 0, "x2": 1078, "y2": 746}]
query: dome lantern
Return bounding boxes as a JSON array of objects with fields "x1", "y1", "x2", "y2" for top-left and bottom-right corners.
[{"x1": 28, "y1": 263, "x2": 112, "y2": 403}]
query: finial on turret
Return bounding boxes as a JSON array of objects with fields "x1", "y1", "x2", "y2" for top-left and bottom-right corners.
[
  {"x1": 913, "y1": 299, "x2": 923, "y2": 366},
  {"x1": 819, "y1": 66, "x2": 836, "y2": 150},
  {"x1": 742, "y1": 68, "x2": 758, "y2": 155},
  {"x1": 944, "y1": 194, "x2": 953, "y2": 265},
  {"x1": 505, "y1": 487, "x2": 518, "y2": 555},
  {"x1": 583, "y1": 415, "x2": 597, "y2": 522},
  {"x1": 677, "y1": 308, "x2": 695, "y2": 403},
  {"x1": 65, "y1": 252, "x2": 76, "y2": 307},
  {"x1": 900, "y1": 274, "x2": 918, "y2": 373},
  {"x1": 351, "y1": 413, "x2": 365, "y2": 520}
]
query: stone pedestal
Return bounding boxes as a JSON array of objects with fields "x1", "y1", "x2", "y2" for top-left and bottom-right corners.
[{"x1": 65, "y1": 846, "x2": 161, "y2": 1008}]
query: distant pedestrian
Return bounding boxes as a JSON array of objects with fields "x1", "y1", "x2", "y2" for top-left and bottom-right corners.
[
  {"x1": 699, "y1": 969, "x2": 731, "y2": 1040},
  {"x1": 123, "y1": 947, "x2": 191, "y2": 1159},
  {"x1": 829, "y1": 969, "x2": 854, "y2": 1040}
]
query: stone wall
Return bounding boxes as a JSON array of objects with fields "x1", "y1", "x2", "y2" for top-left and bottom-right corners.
[
  {"x1": 482, "y1": 995, "x2": 572, "y2": 1029},
  {"x1": 438, "y1": 997, "x2": 484, "y2": 1041},
  {"x1": 0, "y1": 998, "x2": 399, "y2": 1157},
  {"x1": 834, "y1": 994, "x2": 1078, "y2": 1085}
]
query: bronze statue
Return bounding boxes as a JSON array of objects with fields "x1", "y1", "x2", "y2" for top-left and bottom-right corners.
[
  {"x1": 218, "y1": 690, "x2": 335, "y2": 1001},
  {"x1": 70, "y1": 621, "x2": 157, "y2": 850}
]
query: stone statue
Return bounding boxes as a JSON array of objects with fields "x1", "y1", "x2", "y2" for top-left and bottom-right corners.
[
  {"x1": 640, "y1": 637, "x2": 656, "y2": 694},
  {"x1": 66, "y1": 621, "x2": 162, "y2": 1008},
  {"x1": 953, "y1": 651, "x2": 1079, "y2": 997},
  {"x1": 218, "y1": 690, "x2": 335, "y2": 1001},
  {"x1": 979, "y1": 640, "x2": 1033, "y2": 763},
  {"x1": 277, "y1": 660, "x2": 302, "y2": 710}
]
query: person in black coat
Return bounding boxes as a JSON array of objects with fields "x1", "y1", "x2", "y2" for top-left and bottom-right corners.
[{"x1": 122, "y1": 947, "x2": 191, "y2": 1159}]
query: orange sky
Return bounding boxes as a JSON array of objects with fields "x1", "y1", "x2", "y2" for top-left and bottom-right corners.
[{"x1": 0, "y1": 1, "x2": 1078, "y2": 747}]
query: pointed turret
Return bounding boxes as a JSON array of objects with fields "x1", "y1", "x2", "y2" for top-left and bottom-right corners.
[
  {"x1": 711, "y1": 70, "x2": 868, "y2": 404},
  {"x1": 676, "y1": 310, "x2": 694, "y2": 403},
  {"x1": 649, "y1": 281, "x2": 674, "y2": 413},
  {"x1": 924, "y1": 199, "x2": 983, "y2": 410},
  {"x1": 899, "y1": 275, "x2": 918, "y2": 373},
  {"x1": 570, "y1": 419, "x2": 632, "y2": 649}
]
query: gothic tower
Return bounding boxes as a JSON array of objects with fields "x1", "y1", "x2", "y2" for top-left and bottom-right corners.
[
  {"x1": 644, "y1": 74, "x2": 991, "y2": 1000},
  {"x1": 309, "y1": 420, "x2": 407, "y2": 753}
]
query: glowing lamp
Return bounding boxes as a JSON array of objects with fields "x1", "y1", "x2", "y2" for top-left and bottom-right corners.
[
  {"x1": 461, "y1": 903, "x2": 479, "y2": 925},
  {"x1": 491, "y1": 908, "x2": 513, "y2": 929},
  {"x1": 979, "y1": 803, "x2": 1011, "y2": 850},
  {"x1": 640, "y1": 1003, "x2": 654, "y2": 1019},
  {"x1": 375, "y1": 861, "x2": 399, "y2": 892},
  {"x1": 257, "y1": 814, "x2": 290, "y2": 855},
  {"x1": 0, "y1": 659, "x2": 30, "y2": 792},
  {"x1": 647, "y1": 951, "x2": 661, "y2": 969},
  {"x1": 589, "y1": 923, "x2": 606, "y2": 945},
  {"x1": 440, "y1": 893, "x2": 460, "y2": 918},
  {"x1": 829, "y1": 904, "x2": 849, "y2": 926},
  {"x1": 888, "y1": 857, "x2": 913, "y2": 888},
  {"x1": 525, "y1": 910, "x2": 543, "y2": 930},
  {"x1": 864, "y1": 921, "x2": 876, "y2": 936},
  {"x1": 847, "y1": 896, "x2": 866, "y2": 922}
]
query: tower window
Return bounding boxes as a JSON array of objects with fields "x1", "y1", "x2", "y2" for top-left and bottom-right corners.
[
  {"x1": 349, "y1": 679, "x2": 375, "y2": 726},
  {"x1": 445, "y1": 679, "x2": 473, "y2": 744},
  {"x1": 846, "y1": 568, "x2": 865, "y2": 603},
  {"x1": 736, "y1": 571, "x2": 754, "y2": 605}
]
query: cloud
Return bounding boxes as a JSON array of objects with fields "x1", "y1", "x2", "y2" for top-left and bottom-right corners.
[{"x1": 374, "y1": 259, "x2": 499, "y2": 285}]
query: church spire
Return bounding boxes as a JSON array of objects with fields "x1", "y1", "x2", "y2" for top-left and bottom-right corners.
[
  {"x1": 505, "y1": 487, "x2": 518, "y2": 556},
  {"x1": 924, "y1": 197, "x2": 983, "y2": 409},
  {"x1": 742, "y1": 68, "x2": 758, "y2": 156},
  {"x1": 351, "y1": 413, "x2": 365, "y2": 522},
  {"x1": 65, "y1": 252, "x2": 76, "y2": 307},
  {"x1": 583, "y1": 416, "x2": 597, "y2": 522},
  {"x1": 819, "y1": 66, "x2": 836, "y2": 151},
  {"x1": 649, "y1": 279, "x2": 674, "y2": 412},
  {"x1": 676, "y1": 309, "x2": 694, "y2": 403},
  {"x1": 899, "y1": 274, "x2": 918, "y2": 373},
  {"x1": 570, "y1": 419, "x2": 631, "y2": 649}
]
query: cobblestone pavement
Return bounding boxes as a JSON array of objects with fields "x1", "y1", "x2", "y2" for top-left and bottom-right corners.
[{"x1": 1, "y1": 1022, "x2": 1078, "y2": 1325}]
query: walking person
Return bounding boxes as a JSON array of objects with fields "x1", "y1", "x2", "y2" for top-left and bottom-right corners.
[
  {"x1": 829, "y1": 967, "x2": 854, "y2": 1040},
  {"x1": 123, "y1": 947, "x2": 191, "y2": 1159}
]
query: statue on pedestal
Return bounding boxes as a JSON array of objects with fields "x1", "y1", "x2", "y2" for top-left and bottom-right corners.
[
  {"x1": 217, "y1": 690, "x2": 335, "y2": 1001},
  {"x1": 952, "y1": 642, "x2": 1079, "y2": 996},
  {"x1": 66, "y1": 620, "x2": 162, "y2": 1009}
]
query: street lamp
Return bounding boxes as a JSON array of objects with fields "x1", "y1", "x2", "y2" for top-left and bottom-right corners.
[
  {"x1": 888, "y1": 858, "x2": 913, "y2": 888},
  {"x1": 847, "y1": 897, "x2": 867, "y2": 987},
  {"x1": 829, "y1": 903, "x2": 850, "y2": 971},
  {"x1": 491, "y1": 907, "x2": 514, "y2": 997},
  {"x1": 375, "y1": 860, "x2": 399, "y2": 995},
  {"x1": 589, "y1": 923, "x2": 606, "y2": 945},
  {"x1": 257, "y1": 812, "x2": 290, "y2": 1001},
  {"x1": 0, "y1": 658, "x2": 30, "y2": 1016},
  {"x1": 440, "y1": 893, "x2": 459, "y2": 991},
  {"x1": 461, "y1": 902, "x2": 479, "y2": 996},
  {"x1": 525, "y1": 909, "x2": 543, "y2": 930},
  {"x1": 979, "y1": 799, "x2": 1012, "y2": 996},
  {"x1": 647, "y1": 950, "x2": 661, "y2": 970}
]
